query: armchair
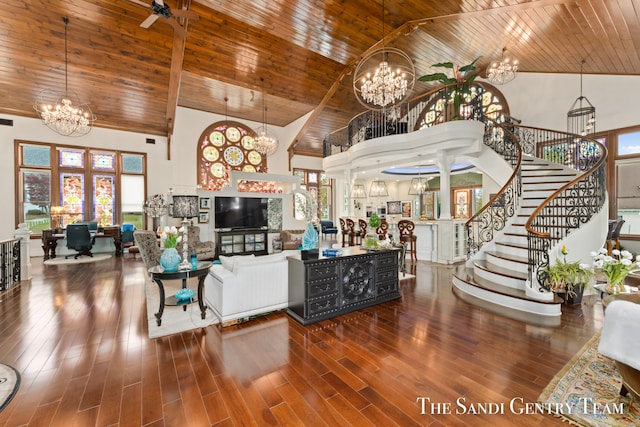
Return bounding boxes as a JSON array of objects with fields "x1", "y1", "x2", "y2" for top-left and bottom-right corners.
[
  {"x1": 187, "y1": 225, "x2": 215, "y2": 260},
  {"x1": 65, "y1": 224, "x2": 93, "y2": 259},
  {"x1": 320, "y1": 220, "x2": 338, "y2": 239},
  {"x1": 134, "y1": 230, "x2": 162, "y2": 271}
]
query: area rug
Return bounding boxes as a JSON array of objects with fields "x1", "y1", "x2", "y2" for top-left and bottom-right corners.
[
  {"x1": 145, "y1": 280, "x2": 218, "y2": 339},
  {"x1": 538, "y1": 332, "x2": 640, "y2": 426},
  {"x1": 43, "y1": 253, "x2": 112, "y2": 266},
  {"x1": 0, "y1": 363, "x2": 20, "y2": 412}
]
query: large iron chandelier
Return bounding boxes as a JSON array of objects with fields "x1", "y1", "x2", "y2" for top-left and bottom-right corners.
[
  {"x1": 34, "y1": 17, "x2": 95, "y2": 137},
  {"x1": 254, "y1": 77, "x2": 279, "y2": 156},
  {"x1": 486, "y1": 47, "x2": 519, "y2": 85},
  {"x1": 567, "y1": 60, "x2": 595, "y2": 140},
  {"x1": 353, "y1": 0, "x2": 415, "y2": 109}
]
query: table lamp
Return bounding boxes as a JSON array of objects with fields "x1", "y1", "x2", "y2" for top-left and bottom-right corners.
[{"x1": 172, "y1": 195, "x2": 199, "y2": 271}]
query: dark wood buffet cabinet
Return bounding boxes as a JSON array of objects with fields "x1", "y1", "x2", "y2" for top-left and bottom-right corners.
[{"x1": 287, "y1": 247, "x2": 400, "y2": 325}]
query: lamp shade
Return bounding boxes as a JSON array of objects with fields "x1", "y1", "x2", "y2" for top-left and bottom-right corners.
[
  {"x1": 408, "y1": 177, "x2": 429, "y2": 195},
  {"x1": 351, "y1": 184, "x2": 366, "y2": 199},
  {"x1": 369, "y1": 181, "x2": 388, "y2": 197},
  {"x1": 172, "y1": 195, "x2": 199, "y2": 219}
]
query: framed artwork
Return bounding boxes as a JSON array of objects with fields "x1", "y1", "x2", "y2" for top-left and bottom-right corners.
[
  {"x1": 454, "y1": 189, "x2": 471, "y2": 218},
  {"x1": 387, "y1": 200, "x2": 402, "y2": 215},
  {"x1": 199, "y1": 197, "x2": 211, "y2": 209},
  {"x1": 198, "y1": 212, "x2": 209, "y2": 224},
  {"x1": 401, "y1": 201, "x2": 412, "y2": 218}
]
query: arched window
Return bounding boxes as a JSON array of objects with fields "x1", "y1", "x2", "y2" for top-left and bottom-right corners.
[
  {"x1": 415, "y1": 83, "x2": 510, "y2": 130},
  {"x1": 197, "y1": 121, "x2": 267, "y2": 190}
]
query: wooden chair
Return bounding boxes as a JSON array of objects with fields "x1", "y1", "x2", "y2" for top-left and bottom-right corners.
[
  {"x1": 345, "y1": 218, "x2": 359, "y2": 246},
  {"x1": 358, "y1": 219, "x2": 368, "y2": 242},
  {"x1": 376, "y1": 219, "x2": 389, "y2": 240},
  {"x1": 397, "y1": 220, "x2": 417, "y2": 262},
  {"x1": 339, "y1": 218, "x2": 349, "y2": 247}
]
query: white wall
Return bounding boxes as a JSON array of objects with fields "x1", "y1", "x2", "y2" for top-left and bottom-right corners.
[{"x1": 491, "y1": 73, "x2": 640, "y2": 132}]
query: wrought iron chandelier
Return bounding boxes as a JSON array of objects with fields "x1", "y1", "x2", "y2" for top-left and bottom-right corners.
[
  {"x1": 34, "y1": 17, "x2": 95, "y2": 137},
  {"x1": 353, "y1": 0, "x2": 415, "y2": 109},
  {"x1": 567, "y1": 60, "x2": 595, "y2": 139},
  {"x1": 254, "y1": 77, "x2": 279, "y2": 156},
  {"x1": 486, "y1": 47, "x2": 519, "y2": 85}
]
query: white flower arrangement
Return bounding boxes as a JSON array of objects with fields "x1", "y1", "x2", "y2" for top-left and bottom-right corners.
[
  {"x1": 591, "y1": 248, "x2": 640, "y2": 286},
  {"x1": 159, "y1": 226, "x2": 182, "y2": 248}
]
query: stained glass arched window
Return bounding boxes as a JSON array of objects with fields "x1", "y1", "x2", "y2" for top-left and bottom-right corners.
[
  {"x1": 197, "y1": 121, "x2": 267, "y2": 190},
  {"x1": 415, "y1": 83, "x2": 510, "y2": 130}
]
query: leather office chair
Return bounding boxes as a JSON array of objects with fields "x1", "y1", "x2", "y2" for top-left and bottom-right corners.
[
  {"x1": 134, "y1": 230, "x2": 162, "y2": 271},
  {"x1": 65, "y1": 224, "x2": 93, "y2": 259}
]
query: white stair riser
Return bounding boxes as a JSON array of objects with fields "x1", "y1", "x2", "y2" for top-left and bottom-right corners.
[
  {"x1": 522, "y1": 182, "x2": 571, "y2": 190},
  {"x1": 452, "y1": 278, "x2": 562, "y2": 317},
  {"x1": 521, "y1": 175, "x2": 576, "y2": 183},
  {"x1": 499, "y1": 233, "x2": 527, "y2": 245},
  {"x1": 474, "y1": 265, "x2": 526, "y2": 289},
  {"x1": 486, "y1": 254, "x2": 528, "y2": 276},
  {"x1": 494, "y1": 243, "x2": 528, "y2": 258},
  {"x1": 522, "y1": 190, "x2": 556, "y2": 198}
]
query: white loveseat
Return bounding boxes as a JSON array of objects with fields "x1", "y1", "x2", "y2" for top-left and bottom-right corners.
[{"x1": 204, "y1": 251, "x2": 297, "y2": 324}]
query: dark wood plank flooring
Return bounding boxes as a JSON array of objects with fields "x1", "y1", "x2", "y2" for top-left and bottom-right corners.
[{"x1": 0, "y1": 249, "x2": 602, "y2": 426}]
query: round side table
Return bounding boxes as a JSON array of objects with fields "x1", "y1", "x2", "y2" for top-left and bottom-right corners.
[{"x1": 148, "y1": 261, "x2": 211, "y2": 326}]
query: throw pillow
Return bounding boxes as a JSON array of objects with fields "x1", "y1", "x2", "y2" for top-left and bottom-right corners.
[
  {"x1": 219, "y1": 254, "x2": 256, "y2": 273},
  {"x1": 289, "y1": 233, "x2": 303, "y2": 247},
  {"x1": 218, "y1": 255, "x2": 235, "y2": 271}
]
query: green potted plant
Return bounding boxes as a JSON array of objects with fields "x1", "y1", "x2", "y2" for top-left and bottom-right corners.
[
  {"x1": 365, "y1": 213, "x2": 381, "y2": 249},
  {"x1": 541, "y1": 246, "x2": 595, "y2": 304},
  {"x1": 418, "y1": 58, "x2": 480, "y2": 120}
]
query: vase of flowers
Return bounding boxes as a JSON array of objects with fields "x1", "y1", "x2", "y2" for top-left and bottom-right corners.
[
  {"x1": 159, "y1": 226, "x2": 181, "y2": 272},
  {"x1": 541, "y1": 245, "x2": 595, "y2": 304},
  {"x1": 365, "y1": 213, "x2": 382, "y2": 249},
  {"x1": 592, "y1": 248, "x2": 640, "y2": 294}
]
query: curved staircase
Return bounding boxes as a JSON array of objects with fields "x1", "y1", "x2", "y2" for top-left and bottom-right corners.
[{"x1": 453, "y1": 156, "x2": 582, "y2": 324}]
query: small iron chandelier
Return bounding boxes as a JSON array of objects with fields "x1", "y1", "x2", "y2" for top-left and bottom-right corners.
[
  {"x1": 34, "y1": 17, "x2": 95, "y2": 137},
  {"x1": 254, "y1": 77, "x2": 279, "y2": 156},
  {"x1": 353, "y1": 0, "x2": 415, "y2": 109},
  {"x1": 486, "y1": 47, "x2": 519, "y2": 85},
  {"x1": 567, "y1": 60, "x2": 595, "y2": 139}
]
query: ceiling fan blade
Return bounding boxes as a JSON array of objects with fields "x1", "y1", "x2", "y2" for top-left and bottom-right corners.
[
  {"x1": 129, "y1": 0, "x2": 151, "y2": 9},
  {"x1": 163, "y1": 17, "x2": 187, "y2": 39},
  {"x1": 171, "y1": 9, "x2": 199, "y2": 21},
  {"x1": 140, "y1": 14, "x2": 160, "y2": 29}
]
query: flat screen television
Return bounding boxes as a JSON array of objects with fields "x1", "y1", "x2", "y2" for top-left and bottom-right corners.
[{"x1": 214, "y1": 196, "x2": 268, "y2": 229}]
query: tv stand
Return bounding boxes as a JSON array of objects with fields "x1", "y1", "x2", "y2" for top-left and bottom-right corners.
[{"x1": 216, "y1": 229, "x2": 268, "y2": 258}]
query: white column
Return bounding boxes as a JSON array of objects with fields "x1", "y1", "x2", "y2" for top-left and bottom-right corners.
[
  {"x1": 14, "y1": 223, "x2": 32, "y2": 281},
  {"x1": 437, "y1": 154, "x2": 453, "y2": 220}
]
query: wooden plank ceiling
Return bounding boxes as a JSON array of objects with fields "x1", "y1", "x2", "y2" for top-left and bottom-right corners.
[{"x1": 1, "y1": 0, "x2": 639, "y2": 157}]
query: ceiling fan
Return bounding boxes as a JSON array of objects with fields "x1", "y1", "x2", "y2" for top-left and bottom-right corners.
[{"x1": 130, "y1": 0, "x2": 199, "y2": 39}]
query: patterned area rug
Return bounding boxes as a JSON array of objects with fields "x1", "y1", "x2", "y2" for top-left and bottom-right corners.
[
  {"x1": 539, "y1": 333, "x2": 640, "y2": 426},
  {"x1": 0, "y1": 363, "x2": 20, "y2": 412}
]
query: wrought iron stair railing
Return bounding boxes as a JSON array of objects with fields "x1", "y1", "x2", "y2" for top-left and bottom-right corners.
[{"x1": 521, "y1": 128, "x2": 607, "y2": 291}]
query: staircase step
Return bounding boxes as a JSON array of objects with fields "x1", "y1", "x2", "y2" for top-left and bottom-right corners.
[{"x1": 452, "y1": 266, "x2": 563, "y2": 324}]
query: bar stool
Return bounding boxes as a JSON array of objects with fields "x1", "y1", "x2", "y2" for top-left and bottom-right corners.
[
  {"x1": 358, "y1": 219, "x2": 368, "y2": 242},
  {"x1": 339, "y1": 218, "x2": 349, "y2": 247},
  {"x1": 346, "y1": 218, "x2": 359, "y2": 246},
  {"x1": 376, "y1": 219, "x2": 389, "y2": 240},
  {"x1": 606, "y1": 219, "x2": 625, "y2": 254},
  {"x1": 398, "y1": 220, "x2": 417, "y2": 262}
]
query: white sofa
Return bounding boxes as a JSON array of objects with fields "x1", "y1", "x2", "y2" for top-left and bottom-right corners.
[{"x1": 204, "y1": 251, "x2": 297, "y2": 324}]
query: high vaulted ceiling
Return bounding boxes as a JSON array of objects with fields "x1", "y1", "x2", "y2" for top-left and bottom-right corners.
[{"x1": 1, "y1": 0, "x2": 639, "y2": 157}]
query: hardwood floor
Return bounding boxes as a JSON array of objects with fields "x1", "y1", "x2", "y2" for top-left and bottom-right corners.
[{"x1": 0, "y1": 249, "x2": 602, "y2": 426}]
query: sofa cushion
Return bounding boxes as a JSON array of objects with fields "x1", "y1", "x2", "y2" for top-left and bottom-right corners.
[{"x1": 219, "y1": 254, "x2": 255, "y2": 272}]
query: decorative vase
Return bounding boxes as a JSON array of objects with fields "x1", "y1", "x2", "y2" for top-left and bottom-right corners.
[
  {"x1": 605, "y1": 279, "x2": 626, "y2": 295},
  {"x1": 302, "y1": 221, "x2": 318, "y2": 251},
  {"x1": 364, "y1": 233, "x2": 379, "y2": 249},
  {"x1": 160, "y1": 247, "x2": 181, "y2": 272}
]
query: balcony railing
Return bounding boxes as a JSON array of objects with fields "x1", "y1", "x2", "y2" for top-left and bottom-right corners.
[{"x1": 323, "y1": 82, "x2": 495, "y2": 157}]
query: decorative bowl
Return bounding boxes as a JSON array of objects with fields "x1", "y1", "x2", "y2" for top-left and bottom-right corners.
[{"x1": 175, "y1": 288, "x2": 195, "y2": 301}]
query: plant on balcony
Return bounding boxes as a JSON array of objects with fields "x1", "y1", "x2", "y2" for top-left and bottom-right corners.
[
  {"x1": 541, "y1": 246, "x2": 595, "y2": 301},
  {"x1": 418, "y1": 58, "x2": 480, "y2": 120}
]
